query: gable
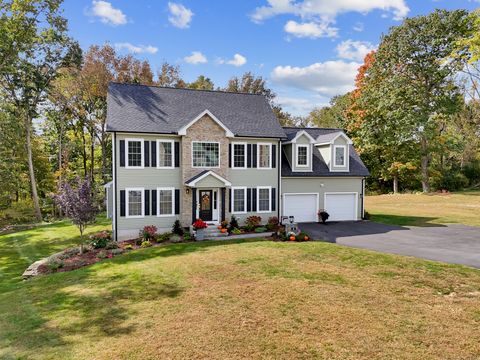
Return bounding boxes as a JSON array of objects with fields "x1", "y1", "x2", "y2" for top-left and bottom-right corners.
[{"x1": 178, "y1": 110, "x2": 234, "y2": 137}]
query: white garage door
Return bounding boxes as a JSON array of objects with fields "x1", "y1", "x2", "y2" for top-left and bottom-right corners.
[
  {"x1": 283, "y1": 194, "x2": 318, "y2": 223},
  {"x1": 324, "y1": 193, "x2": 357, "y2": 221}
]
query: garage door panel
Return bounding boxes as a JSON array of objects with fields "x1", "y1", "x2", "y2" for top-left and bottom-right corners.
[
  {"x1": 283, "y1": 194, "x2": 317, "y2": 223},
  {"x1": 325, "y1": 193, "x2": 356, "y2": 221}
]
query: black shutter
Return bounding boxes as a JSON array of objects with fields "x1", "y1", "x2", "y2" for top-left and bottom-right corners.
[
  {"x1": 272, "y1": 144, "x2": 276, "y2": 168},
  {"x1": 247, "y1": 144, "x2": 252, "y2": 168},
  {"x1": 174, "y1": 141, "x2": 180, "y2": 167},
  {"x1": 252, "y1": 188, "x2": 257, "y2": 212},
  {"x1": 221, "y1": 188, "x2": 226, "y2": 221},
  {"x1": 252, "y1": 144, "x2": 257, "y2": 168},
  {"x1": 151, "y1": 190, "x2": 157, "y2": 216},
  {"x1": 271, "y1": 188, "x2": 276, "y2": 211},
  {"x1": 247, "y1": 188, "x2": 252, "y2": 212},
  {"x1": 175, "y1": 189, "x2": 180, "y2": 214},
  {"x1": 119, "y1": 140, "x2": 125, "y2": 167},
  {"x1": 120, "y1": 190, "x2": 126, "y2": 216},
  {"x1": 151, "y1": 141, "x2": 157, "y2": 167},
  {"x1": 145, "y1": 190, "x2": 150, "y2": 215},
  {"x1": 229, "y1": 143, "x2": 232, "y2": 168},
  {"x1": 192, "y1": 189, "x2": 196, "y2": 224},
  {"x1": 229, "y1": 188, "x2": 232, "y2": 212},
  {"x1": 144, "y1": 141, "x2": 150, "y2": 167}
]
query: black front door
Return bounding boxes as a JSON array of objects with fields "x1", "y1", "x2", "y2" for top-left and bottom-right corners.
[{"x1": 199, "y1": 190, "x2": 213, "y2": 221}]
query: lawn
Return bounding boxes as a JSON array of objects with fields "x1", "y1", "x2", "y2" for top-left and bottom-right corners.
[
  {"x1": 365, "y1": 190, "x2": 480, "y2": 227},
  {"x1": 1, "y1": 220, "x2": 480, "y2": 359}
]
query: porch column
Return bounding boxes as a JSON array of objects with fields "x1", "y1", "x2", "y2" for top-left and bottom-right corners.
[
  {"x1": 192, "y1": 187, "x2": 196, "y2": 224},
  {"x1": 221, "y1": 187, "x2": 226, "y2": 222}
]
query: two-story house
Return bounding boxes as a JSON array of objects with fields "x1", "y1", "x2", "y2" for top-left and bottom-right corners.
[{"x1": 105, "y1": 83, "x2": 369, "y2": 241}]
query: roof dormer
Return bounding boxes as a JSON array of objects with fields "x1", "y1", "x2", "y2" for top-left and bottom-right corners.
[{"x1": 283, "y1": 130, "x2": 315, "y2": 172}]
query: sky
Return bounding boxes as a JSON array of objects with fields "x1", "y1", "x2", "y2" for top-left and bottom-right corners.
[{"x1": 63, "y1": 0, "x2": 479, "y2": 116}]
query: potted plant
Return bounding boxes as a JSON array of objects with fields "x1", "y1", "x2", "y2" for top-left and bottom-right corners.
[
  {"x1": 192, "y1": 219, "x2": 208, "y2": 240},
  {"x1": 318, "y1": 210, "x2": 329, "y2": 224}
]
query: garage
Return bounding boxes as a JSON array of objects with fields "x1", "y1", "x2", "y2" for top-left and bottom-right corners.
[
  {"x1": 324, "y1": 193, "x2": 357, "y2": 221},
  {"x1": 283, "y1": 193, "x2": 318, "y2": 223}
]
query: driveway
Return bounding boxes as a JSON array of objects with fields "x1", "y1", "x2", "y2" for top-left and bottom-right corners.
[{"x1": 300, "y1": 221, "x2": 480, "y2": 268}]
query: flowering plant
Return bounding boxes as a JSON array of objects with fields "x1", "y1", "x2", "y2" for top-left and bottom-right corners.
[
  {"x1": 192, "y1": 219, "x2": 208, "y2": 230},
  {"x1": 140, "y1": 225, "x2": 157, "y2": 241}
]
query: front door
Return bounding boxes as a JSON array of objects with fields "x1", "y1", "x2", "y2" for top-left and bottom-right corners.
[{"x1": 199, "y1": 190, "x2": 213, "y2": 221}]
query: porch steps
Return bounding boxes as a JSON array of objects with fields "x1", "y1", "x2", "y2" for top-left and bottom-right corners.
[{"x1": 203, "y1": 226, "x2": 228, "y2": 239}]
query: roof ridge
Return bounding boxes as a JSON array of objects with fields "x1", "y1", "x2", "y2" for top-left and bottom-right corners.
[
  {"x1": 109, "y1": 81, "x2": 266, "y2": 97},
  {"x1": 282, "y1": 126, "x2": 344, "y2": 131}
]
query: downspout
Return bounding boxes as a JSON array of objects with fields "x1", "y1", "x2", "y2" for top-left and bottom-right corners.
[
  {"x1": 361, "y1": 177, "x2": 365, "y2": 220},
  {"x1": 113, "y1": 132, "x2": 118, "y2": 241}
]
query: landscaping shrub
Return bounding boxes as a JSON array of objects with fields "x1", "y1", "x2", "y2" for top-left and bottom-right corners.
[
  {"x1": 172, "y1": 220, "x2": 184, "y2": 236},
  {"x1": 220, "y1": 220, "x2": 229, "y2": 229},
  {"x1": 157, "y1": 232, "x2": 171, "y2": 242},
  {"x1": 46, "y1": 257, "x2": 64, "y2": 271},
  {"x1": 245, "y1": 216, "x2": 261, "y2": 230},
  {"x1": 141, "y1": 240, "x2": 152, "y2": 248},
  {"x1": 229, "y1": 216, "x2": 239, "y2": 232},
  {"x1": 266, "y1": 216, "x2": 279, "y2": 231},
  {"x1": 140, "y1": 225, "x2": 157, "y2": 241},
  {"x1": 170, "y1": 234, "x2": 182, "y2": 243},
  {"x1": 255, "y1": 227, "x2": 267, "y2": 233},
  {"x1": 123, "y1": 244, "x2": 134, "y2": 250},
  {"x1": 296, "y1": 232, "x2": 310, "y2": 241},
  {"x1": 183, "y1": 232, "x2": 192, "y2": 241},
  {"x1": 231, "y1": 227, "x2": 242, "y2": 235},
  {"x1": 105, "y1": 241, "x2": 119, "y2": 250},
  {"x1": 97, "y1": 250, "x2": 111, "y2": 259},
  {"x1": 88, "y1": 230, "x2": 111, "y2": 249}
]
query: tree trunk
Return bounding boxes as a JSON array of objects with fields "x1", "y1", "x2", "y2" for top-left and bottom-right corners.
[
  {"x1": 80, "y1": 127, "x2": 88, "y2": 177},
  {"x1": 420, "y1": 140, "x2": 430, "y2": 193},
  {"x1": 25, "y1": 114, "x2": 42, "y2": 221},
  {"x1": 393, "y1": 175, "x2": 399, "y2": 194}
]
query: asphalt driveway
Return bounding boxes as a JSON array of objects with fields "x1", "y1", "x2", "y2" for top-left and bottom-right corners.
[{"x1": 300, "y1": 221, "x2": 480, "y2": 268}]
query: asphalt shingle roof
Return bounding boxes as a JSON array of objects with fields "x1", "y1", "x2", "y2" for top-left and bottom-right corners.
[
  {"x1": 281, "y1": 127, "x2": 370, "y2": 177},
  {"x1": 106, "y1": 82, "x2": 286, "y2": 138}
]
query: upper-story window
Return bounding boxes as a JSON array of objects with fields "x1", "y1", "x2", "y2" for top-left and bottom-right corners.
[
  {"x1": 258, "y1": 143, "x2": 271, "y2": 169},
  {"x1": 158, "y1": 140, "x2": 173, "y2": 168},
  {"x1": 192, "y1": 142, "x2": 219, "y2": 167},
  {"x1": 232, "y1": 143, "x2": 246, "y2": 168},
  {"x1": 296, "y1": 145, "x2": 309, "y2": 167},
  {"x1": 126, "y1": 139, "x2": 144, "y2": 168},
  {"x1": 334, "y1": 145, "x2": 346, "y2": 167}
]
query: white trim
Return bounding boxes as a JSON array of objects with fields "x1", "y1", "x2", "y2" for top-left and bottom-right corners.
[
  {"x1": 315, "y1": 132, "x2": 353, "y2": 146},
  {"x1": 257, "y1": 186, "x2": 272, "y2": 213},
  {"x1": 191, "y1": 141, "x2": 221, "y2": 168},
  {"x1": 324, "y1": 192, "x2": 358, "y2": 221},
  {"x1": 112, "y1": 136, "x2": 116, "y2": 233},
  {"x1": 231, "y1": 142, "x2": 247, "y2": 169},
  {"x1": 103, "y1": 181, "x2": 113, "y2": 189},
  {"x1": 196, "y1": 188, "x2": 220, "y2": 224},
  {"x1": 157, "y1": 187, "x2": 175, "y2": 217},
  {"x1": 330, "y1": 144, "x2": 349, "y2": 172},
  {"x1": 295, "y1": 144, "x2": 310, "y2": 168},
  {"x1": 125, "y1": 138, "x2": 144, "y2": 169},
  {"x1": 178, "y1": 109, "x2": 234, "y2": 137},
  {"x1": 125, "y1": 187, "x2": 145, "y2": 218},
  {"x1": 231, "y1": 186, "x2": 247, "y2": 214},
  {"x1": 257, "y1": 143, "x2": 272, "y2": 170},
  {"x1": 186, "y1": 170, "x2": 232, "y2": 187},
  {"x1": 282, "y1": 193, "x2": 319, "y2": 222},
  {"x1": 156, "y1": 139, "x2": 175, "y2": 169},
  {"x1": 284, "y1": 130, "x2": 316, "y2": 144}
]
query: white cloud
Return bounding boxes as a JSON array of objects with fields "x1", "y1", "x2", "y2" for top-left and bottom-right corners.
[
  {"x1": 91, "y1": 1, "x2": 127, "y2": 26},
  {"x1": 353, "y1": 22, "x2": 364, "y2": 32},
  {"x1": 218, "y1": 53, "x2": 247, "y2": 67},
  {"x1": 276, "y1": 96, "x2": 315, "y2": 114},
  {"x1": 284, "y1": 20, "x2": 337, "y2": 38},
  {"x1": 184, "y1": 51, "x2": 207, "y2": 64},
  {"x1": 271, "y1": 60, "x2": 360, "y2": 97},
  {"x1": 168, "y1": 2, "x2": 193, "y2": 29},
  {"x1": 336, "y1": 40, "x2": 376, "y2": 62},
  {"x1": 251, "y1": 0, "x2": 409, "y2": 22},
  {"x1": 115, "y1": 43, "x2": 158, "y2": 54}
]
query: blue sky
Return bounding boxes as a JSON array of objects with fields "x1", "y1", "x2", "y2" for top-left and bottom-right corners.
[{"x1": 64, "y1": 0, "x2": 479, "y2": 115}]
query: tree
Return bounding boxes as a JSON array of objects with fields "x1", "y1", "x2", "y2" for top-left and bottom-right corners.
[
  {"x1": 156, "y1": 62, "x2": 184, "y2": 87},
  {"x1": 308, "y1": 94, "x2": 352, "y2": 129},
  {"x1": 188, "y1": 75, "x2": 214, "y2": 90},
  {"x1": 0, "y1": 0, "x2": 81, "y2": 220},
  {"x1": 55, "y1": 177, "x2": 98, "y2": 253}
]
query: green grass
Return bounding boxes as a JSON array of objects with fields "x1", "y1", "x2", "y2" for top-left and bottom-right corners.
[
  {"x1": 365, "y1": 190, "x2": 480, "y2": 227},
  {"x1": 1, "y1": 219, "x2": 480, "y2": 359}
]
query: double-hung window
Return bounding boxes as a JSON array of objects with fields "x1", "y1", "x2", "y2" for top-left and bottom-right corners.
[
  {"x1": 157, "y1": 140, "x2": 173, "y2": 168},
  {"x1": 126, "y1": 139, "x2": 143, "y2": 168},
  {"x1": 126, "y1": 188, "x2": 144, "y2": 218},
  {"x1": 257, "y1": 186, "x2": 271, "y2": 213},
  {"x1": 334, "y1": 145, "x2": 346, "y2": 167},
  {"x1": 232, "y1": 187, "x2": 246, "y2": 214},
  {"x1": 192, "y1": 142, "x2": 219, "y2": 167},
  {"x1": 232, "y1": 143, "x2": 246, "y2": 168},
  {"x1": 258, "y1": 143, "x2": 271, "y2": 169},
  {"x1": 296, "y1": 145, "x2": 309, "y2": 167},
  {"x1": 157, "y1": 187, "x2": 174, "y2": 216}
]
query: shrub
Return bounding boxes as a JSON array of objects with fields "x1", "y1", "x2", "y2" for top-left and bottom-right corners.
[
  {"x1": 123, "y1": 244, "x2": 134, "y2": 250},
  {"x1": 105, "y1": 241, "x2": 119, "y2": 250},
  {"x1": 183, "y1": 232, "x2": 192, "y2": 241},
  {"x1": 231, "y1": 227, "x2": 242, "y2": 235},
  {"x1": 221, "y1": 220, "x2": 229, "y2": 229},
  {"x1": 46, "y1": 257, "x2": 64, "y2": 271},
  {"x1": 140, "y1": 225, "x2": 157, "y2": 241},
  {"x1": 296, "y1": 232, "x2": 310, "y2": 241},
  {"x1": 172, "y1": 220, "x2": 184, "y2": 236},
  {"x1": 192, "y1": 219, "x2": 208, "y2": 230},
  {"x1": 229, "y1": 216, "x2": 239, "y2": 231},
  {"x1": 157, "y1": 232, "x2": 171, "y2": 242},
  {"x1": 97, "y1": 250, "x2": 110, "y2": 259},
  {"x1": 88, "y1": 230, "x2": 111, "y2": 249},
  {"x1": 318, "y1": 210, "x2": 329, "y2": 224},
  {"x1": 255, "y1": 227, "x2": 267, "y2": 233},
  {"x1": 246, "y1": 215, "x2": 261, "y2": 228},
  {"x1": 170, "y1": 234, "x2": 182, "y2": 243},
  {"x1": 432, "y1": 171, "x2": 469, "y2": 191},
  {"x1": 141, "y1": 240, "x2": 152, "y2": 248},
  {"x1": 266, "y1": 216, "x2": 279, "y2": 230}
]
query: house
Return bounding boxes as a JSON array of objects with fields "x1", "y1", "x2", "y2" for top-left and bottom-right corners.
[{"x1": 105, "y1": 82, "x2": 369, "y2": 241}]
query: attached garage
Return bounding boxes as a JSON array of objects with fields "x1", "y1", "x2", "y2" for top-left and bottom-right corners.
[
  {"x1": 283, "y1": 193, "x2": 318, "y2": 223},
  {"x1": 324, "y1": 193, "x2": 357, "y2": 221}
]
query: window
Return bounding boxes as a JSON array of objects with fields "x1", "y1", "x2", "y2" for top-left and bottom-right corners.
[
  {"x1": 258, "y1": 144, "x2": 271, "y2": 169},
  {"x1": 157, "y1": 140, "x2": 173, "y2": 168},
  {"x1": 257, "y1": 187, "x2": 271, "y2": 213},
  {"x1": 192, "y1": 142, "x2": 219, "y2": 167},
  {"x1": 126, "y1": 139, "x2": 143, "y2": 168},
  {"x1": 296, "y1": 145, "x2": 309, "y2": 167},
  {"x1": 232, "y1": 187, "x2": 246, "y2": 213},
  {"x1": 126, "y1": 188, "x2": 144, "y2": 218},
  {"x1": 334, "y1": 145, "x2": 346, "y2": 167},
  {"x1": 158, "y1": 188, "x2": 174, "y2": 216},
  {"x1": 232, "y1": 143, "x2": 246, "y2": 168}
]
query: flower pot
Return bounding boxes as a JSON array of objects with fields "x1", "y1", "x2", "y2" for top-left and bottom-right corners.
[
  {"x1": 221, "y1": 228, "x2": 227, "y2": 233},
  {"x1": 196, "y1": 228, "x2": 205, "y2": 241},
  {"x1": 289, "y1": 235, "x2": 296, "y2": 241}
]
